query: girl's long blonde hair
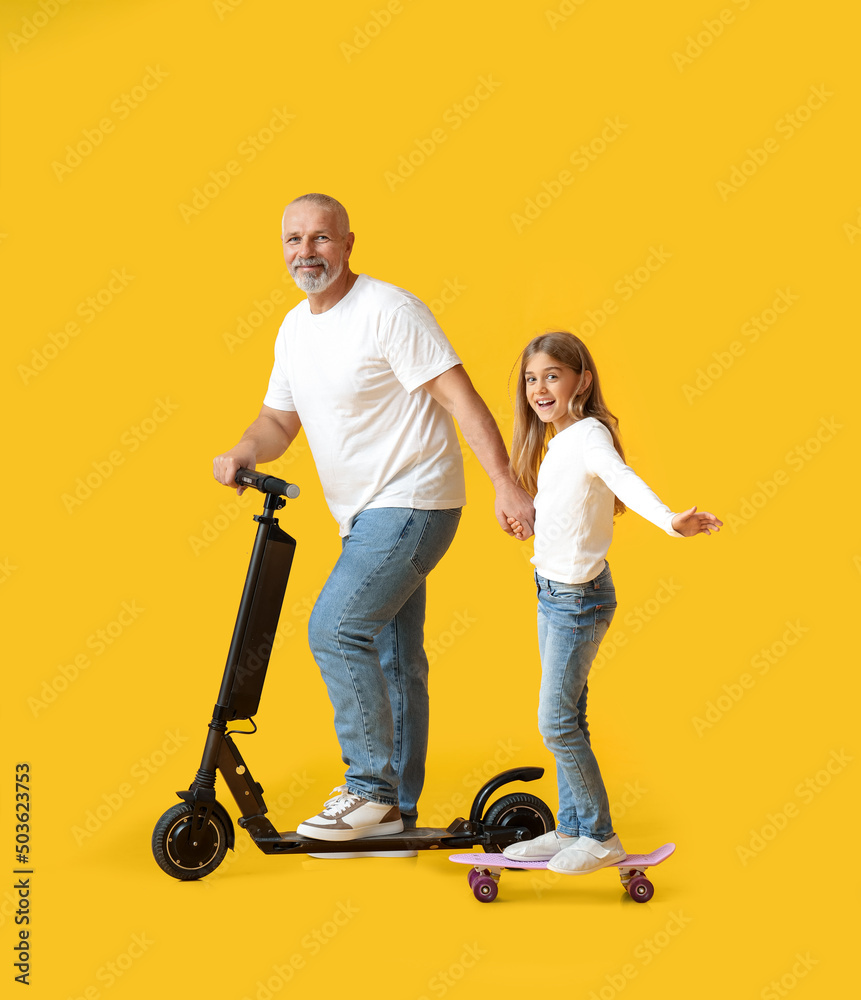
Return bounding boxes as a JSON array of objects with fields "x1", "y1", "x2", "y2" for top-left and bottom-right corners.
[{"x1": 510, "y1": 331, "x2": 627, "y2": 516}]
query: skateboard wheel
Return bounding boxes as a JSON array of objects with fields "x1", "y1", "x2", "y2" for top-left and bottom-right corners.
[
  {"x1": 627, "y1": 875, "x2": 654, "y2": 903},
  {"x1": 467, "y1": 868, "x2": 481, "y2": 889},
  {"x1": 473, "y1": 875, "x2": 498, "y2": 903}
]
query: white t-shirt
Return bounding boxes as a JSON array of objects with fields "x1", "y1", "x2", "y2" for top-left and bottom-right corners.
[
  {"x1": 532, "y1": 417, "x2": 683, "y2": 584},
  {"x1": 263, "y1": 274, "x2": 466, "y2": 535}
]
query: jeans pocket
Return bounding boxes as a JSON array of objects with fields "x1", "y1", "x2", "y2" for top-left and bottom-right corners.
[
  {"x1": 410, "y1": 509, "x2": 461, "y2": 575},
  {"x1": 547, "y1": 580, "x2": 585, "y2": 601},
  {"x1": 591, "y1": 603, "x2": 617, "y2": 646},
  {"x1": 438, "y1": 507, "x2": 462, "y2": 519}
]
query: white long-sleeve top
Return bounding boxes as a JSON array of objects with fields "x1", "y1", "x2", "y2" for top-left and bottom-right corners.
[{"x1": 531, "y1": 417, "x2": 683, "y2": 584}]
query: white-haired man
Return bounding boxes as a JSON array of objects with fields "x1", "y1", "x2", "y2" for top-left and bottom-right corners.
[{"x1": 214, "y1": 193, "x2": 533, "y2": 847}]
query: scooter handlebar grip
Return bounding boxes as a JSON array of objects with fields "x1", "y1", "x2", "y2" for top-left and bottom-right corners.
[{"x1": 235, "y1": 468, "x2": 300, "y2": 498}]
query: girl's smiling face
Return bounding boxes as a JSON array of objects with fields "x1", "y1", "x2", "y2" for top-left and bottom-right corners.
[{"x1": 524, "y1": 351, "x2": 592, "y2": 431}]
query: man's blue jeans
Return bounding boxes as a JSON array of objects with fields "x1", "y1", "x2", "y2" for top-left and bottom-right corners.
[
  {"x1": 308, "y1": 507, "x2": 461, "y2": 828},
  {"x1": 535, "y1": 562, "x2": 617, "y2": 842}
]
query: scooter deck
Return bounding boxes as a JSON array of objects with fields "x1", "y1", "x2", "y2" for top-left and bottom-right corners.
[
  {"x1": 246, "y1": 824, "x2": 523, "y2": 855},
  {"x1": 270, "y1": 828, "x2": 453, "y2": 853}
]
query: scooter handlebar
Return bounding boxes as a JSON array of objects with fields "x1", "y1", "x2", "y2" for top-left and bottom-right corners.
[{"x1": 235, "y1": 468, "x2": 300, "y2": 498}]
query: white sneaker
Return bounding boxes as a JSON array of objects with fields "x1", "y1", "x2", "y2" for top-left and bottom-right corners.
[
  {"x1": 502, "y1": 830, "x2": 571, "y2": 861},
  {"x1": 296, "y1": 786, "x2": 404, "y2": 842},
  {"x1": 547, "y1": 833, "x2": 627, "y2": 875}
]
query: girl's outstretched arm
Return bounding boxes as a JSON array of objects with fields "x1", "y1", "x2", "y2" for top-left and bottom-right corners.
[{"x1": 670, "y1": 507, "x2": 723, "y2": 536}]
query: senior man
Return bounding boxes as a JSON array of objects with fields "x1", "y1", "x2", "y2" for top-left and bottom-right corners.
[{"x1": 214, "y1": 193, "x2": 533, "y2": 844}]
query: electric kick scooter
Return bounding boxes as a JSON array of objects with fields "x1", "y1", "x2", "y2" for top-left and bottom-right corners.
[{"x1": 152, "y1": 469, "x2": 554, "y2": 880}]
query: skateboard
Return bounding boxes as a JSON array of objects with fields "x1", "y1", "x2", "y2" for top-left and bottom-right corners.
[{"x1": 449, "y1": 842, "x2": 675, "y2": 903}]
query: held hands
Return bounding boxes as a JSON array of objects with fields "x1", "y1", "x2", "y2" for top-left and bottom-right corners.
[
  {"x1": 671, "y1": 506, "x2": 723, "y2": 537},
  {"x1": 495, "y1": 481, "x2": 535, "y2": 539},
  {"x1": 507, "y1": 516, "x2": 527, "y2": 540}
]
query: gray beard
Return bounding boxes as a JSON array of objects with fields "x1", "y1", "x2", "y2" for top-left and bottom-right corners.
[{"x1": 291, "y1": 258, "x2": 342, "y2": 294}]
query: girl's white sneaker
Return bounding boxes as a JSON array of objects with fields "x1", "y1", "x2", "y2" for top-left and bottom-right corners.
[
  {"x1": 502, "y1": 830, "x2": 570, "y2": 861},
  {"x1": 547, "y1": 833, "x2": 626, "y2": 875}
]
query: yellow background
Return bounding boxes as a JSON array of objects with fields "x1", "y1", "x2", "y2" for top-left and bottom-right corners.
[{"x1": 2, "y1": 0, "x2": 858, "y2": 995}]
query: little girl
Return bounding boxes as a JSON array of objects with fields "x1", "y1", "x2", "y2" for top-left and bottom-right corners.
[{"x1": 503, "y1": 332, "x2": 721, "y2": 875}]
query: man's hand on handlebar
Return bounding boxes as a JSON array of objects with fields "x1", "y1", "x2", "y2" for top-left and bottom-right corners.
[{"x1": 213, "y1": 449, "x2": 256, "y2": 495}]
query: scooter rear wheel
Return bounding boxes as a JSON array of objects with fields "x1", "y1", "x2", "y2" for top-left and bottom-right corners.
[
  {"x1": 483, "y1": 792, "x2": 555, "y2": 854},
  {"x1": 152, "y1": 802, "x2": 228, "y2": 880}
]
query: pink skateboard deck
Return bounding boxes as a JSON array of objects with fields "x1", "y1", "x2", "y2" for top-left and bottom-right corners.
[{"x1": 449, "y1": 842, "x2": 675, "y2": 903}]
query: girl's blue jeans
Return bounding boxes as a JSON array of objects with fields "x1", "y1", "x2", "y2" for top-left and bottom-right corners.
[
  {"x1": 307, "y1": 506, "x2": 461, "y2": 829},
  {"x1": 535, "y1": 562, "x2": 617, "y2": 842}
]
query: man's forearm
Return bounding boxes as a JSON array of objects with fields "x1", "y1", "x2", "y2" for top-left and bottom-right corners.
[
  {"x1": 453, "y1": 387, "x2": 535, "y2": 535},
  {"x1": 214, "y1": 408, "x2": 300, "y2": 492},
  {"x1": 422, "y1": 365, "x2": 516, "y2": 485},
  {"x1": 236, "y1": 412, "x2": 294, "y2": 463},
  {"x1": 452, "y1": 395, "x2": 515, "y2": 486},
  {"x1": 422, "y1": 364, "x2": 534, "y2": 535}
]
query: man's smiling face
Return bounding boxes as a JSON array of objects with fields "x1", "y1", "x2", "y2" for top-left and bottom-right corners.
[{"x1": 281, "y1": 202, "x2": 353, "y2": 294}]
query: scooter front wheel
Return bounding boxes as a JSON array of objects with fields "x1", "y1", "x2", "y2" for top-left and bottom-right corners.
[{"x1": 152, "y1": 802, "x2": 229, "y2": 881}]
